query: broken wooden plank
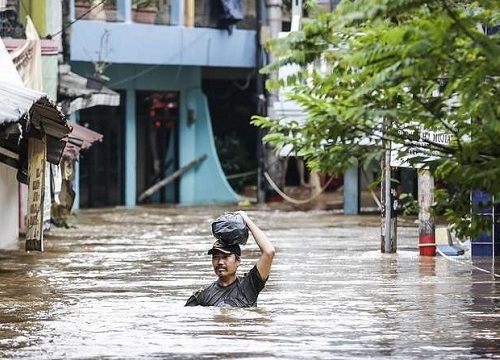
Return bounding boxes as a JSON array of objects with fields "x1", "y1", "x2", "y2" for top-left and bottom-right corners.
[{"x1": 138, "y1": 153, "x2": 207, "y2": 203}]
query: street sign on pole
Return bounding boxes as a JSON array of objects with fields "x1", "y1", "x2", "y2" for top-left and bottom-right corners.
[{"x1": 390, "y1": 127, "x2": 452, "y2": 169}]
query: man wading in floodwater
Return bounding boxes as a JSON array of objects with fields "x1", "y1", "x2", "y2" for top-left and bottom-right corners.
[{"x1": 185, "y1": 211, "x2": 275, "y2": 307}]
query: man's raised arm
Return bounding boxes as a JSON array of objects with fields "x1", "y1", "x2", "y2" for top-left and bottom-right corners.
[{"x1": 237, "y1": 211, "x2": 275, "y2": 280}]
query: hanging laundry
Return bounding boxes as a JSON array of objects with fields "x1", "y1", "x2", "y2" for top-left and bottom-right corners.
[{"x1": 209, "y1": 0, "x2": 244, "y2": 34}]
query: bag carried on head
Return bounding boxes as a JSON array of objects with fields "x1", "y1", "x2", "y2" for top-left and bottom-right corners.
[{"x1": 211, "y1": 212, "x2": 248, "y2": 246}]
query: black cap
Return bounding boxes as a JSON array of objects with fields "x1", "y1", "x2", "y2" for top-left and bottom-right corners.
[{"x1": 207, "y1": 240, "x2": 241, "y2": 256}]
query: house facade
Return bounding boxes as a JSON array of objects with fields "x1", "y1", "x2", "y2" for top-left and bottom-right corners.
[{"x1": 67, "y1": 0, "x2": 260, "y2": 207}]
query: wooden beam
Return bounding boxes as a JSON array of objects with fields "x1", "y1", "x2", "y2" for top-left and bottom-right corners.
[{"x1": 138, "y1": 153, "x2": 207, "y2": 203}]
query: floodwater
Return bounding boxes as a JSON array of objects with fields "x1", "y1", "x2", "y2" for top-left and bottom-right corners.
[{"x1": 0, "y1": 205, "x2": 499, "y2": 359}]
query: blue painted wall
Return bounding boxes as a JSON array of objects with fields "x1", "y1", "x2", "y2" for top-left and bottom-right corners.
[
  {"x1": 181, "y1": 87, "x2": 239, "y2": 205},
  {"x1": 344, "y1": 166, "x2": 360, "y2": 215},
  {"x1": 70, "y1": 21, "x2": 257, "y2": 68}
]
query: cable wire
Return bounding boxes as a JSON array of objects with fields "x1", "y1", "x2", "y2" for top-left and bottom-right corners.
[
  {"x1": 48, "y1": 0, "x2": 107, "y2": 39},
  {"x1": 264, "y1": 171, "x2": 335, "y2": 205},
  {"x1": 436, "y1": 245, "x2": 500, "y2": 278}
]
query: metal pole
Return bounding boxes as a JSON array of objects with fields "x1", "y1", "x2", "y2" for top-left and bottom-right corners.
[
  {"x1": 492, "y1": 196, "x2": 495, "y2": 259},
  {"x1": 492, "y1": 198, "x2": 496, "y2": 274}
]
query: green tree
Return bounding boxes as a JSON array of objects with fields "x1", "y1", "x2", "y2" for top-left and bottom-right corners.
[{"x1": 252, "y1": 0, "x2": 500, "y2": 239}]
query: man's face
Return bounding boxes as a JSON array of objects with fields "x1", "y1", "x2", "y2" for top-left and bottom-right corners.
[{"x1": 211, "y1": 252, "x2": 240, "y2": 279}]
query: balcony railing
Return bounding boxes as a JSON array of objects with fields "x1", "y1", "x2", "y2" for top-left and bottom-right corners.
[{"x1": 72, "y1": 0, "x2": 257, "y2": 30}]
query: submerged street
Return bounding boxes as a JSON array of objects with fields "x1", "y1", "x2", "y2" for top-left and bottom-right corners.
[{"x1": 0, "y1": 204, "x2": 499, "y2": 359}]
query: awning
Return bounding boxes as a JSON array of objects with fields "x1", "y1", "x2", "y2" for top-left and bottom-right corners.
[
  {"x1": 56, "y1": 64, "x2": 114, "y2": 161},
  {"x1": 0, "y1": 39, "x2": 70, "y2": 178},
  {"x1": 63, "y1": 122, "x2": 104, "y2": 161},
  {"x1": 0, "y1": 80, "x2": 70, "y2": 162},
  {"x1": 58, "y1": 64, "x2": 120, "y2": 114},
  {"x1": 0, "y1": 81, "x2": 48, "y2": 125}
]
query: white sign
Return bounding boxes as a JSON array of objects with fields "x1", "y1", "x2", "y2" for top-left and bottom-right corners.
[
  {"x1": 391, "y1": 127, "x2": 452, "y2": 168},
  {"x1": 26, "y1": 138, "x2": 46, "y2": 251}
]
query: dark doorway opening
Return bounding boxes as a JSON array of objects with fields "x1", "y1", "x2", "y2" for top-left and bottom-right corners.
[
  {"x1": 136, "y1": 91, "x2": 179, "y2": 204},
  {"x1": 78, "y1": 95, "x2": 125, "y2": 208},
  {"x1": 202, "y1": 78, "x2": 258, "y2": 195}
]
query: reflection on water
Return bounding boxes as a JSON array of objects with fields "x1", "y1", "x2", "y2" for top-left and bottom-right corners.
[{"x1": 0, "y1": 206, "x2": 499, "y2": 359}]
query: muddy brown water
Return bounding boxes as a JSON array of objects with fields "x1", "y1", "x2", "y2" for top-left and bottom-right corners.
[{"x1": 0, "y1": 205, "x2": 499, "y2": 359}]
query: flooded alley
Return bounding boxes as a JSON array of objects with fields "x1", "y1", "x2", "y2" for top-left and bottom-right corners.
[{"x1": 0, "y1": 205, "x2": 499, "y2": 359}]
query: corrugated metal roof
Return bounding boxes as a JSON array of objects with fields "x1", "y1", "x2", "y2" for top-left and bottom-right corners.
[
  {"x1": 0, "y1": 81, "x2": 47, "y2": 125},
  {"x1": 0, "y1": 80, "x2": 71, "y2": 168},
  {"x1": 0, "y1": 80, "x2": 71, "y2": 140},
  {"x1": 58, "y1": 64, "x2": 120, "y2": 114}
]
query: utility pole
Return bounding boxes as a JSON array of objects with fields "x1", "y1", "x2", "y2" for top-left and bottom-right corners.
[
  {"x1": 255, "y1": 0, "x2": 267, "y2": 203},
  {"x1": 262, "y1": 0, "x2": 283, "y2": 200},
  {"x1": 381, "y1": 128, "x2": 397, "y2": 253},
  {"x1": 418, "y1": 169, "x2": 436, "y2": 256}
]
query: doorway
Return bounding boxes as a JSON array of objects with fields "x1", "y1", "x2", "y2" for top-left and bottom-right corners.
[
  {"x1": 78, "y1": 98, "x2": 125, "y2": 208},
  {"x1": 136, "y1": 91, "x2": 179, "y2": 203}
]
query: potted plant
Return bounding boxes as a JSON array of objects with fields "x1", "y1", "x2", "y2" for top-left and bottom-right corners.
[
  {"x1": 75, "y1": 0, "x2": 91, "y2": 19},
  {"x1": 132, "y1": 0, "x2": 159, "y2": 24},
  {"x1": 101, "y1": 0, "x2": 119, "y2": 22},
  {"x1": 85, "y1": 30, "x2": 112, "y2": 90},
  {"x1": 76, "y1": 0, "x2": 115, "y2": 21}
]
